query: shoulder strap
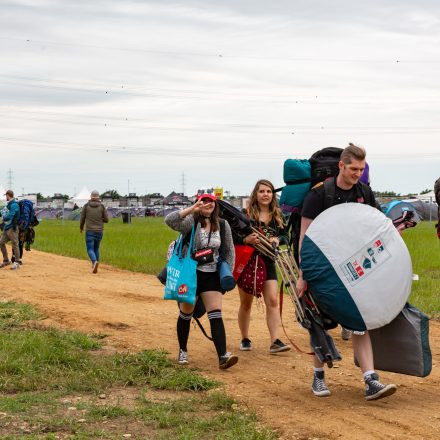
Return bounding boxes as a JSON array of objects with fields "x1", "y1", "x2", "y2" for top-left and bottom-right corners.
[
  {"x1": 219, "y1": 218, "x2": 226, "y2": 259},
  {"x1": 323, "y1": 177, "x2": 336, "y2": 210}
]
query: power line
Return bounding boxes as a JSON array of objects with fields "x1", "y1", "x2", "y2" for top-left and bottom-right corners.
[
  {"x1": 2, "y1": 36, "x2": 440, "y2": 64},
  {"x1": 0, "y1": 136, "x2": 438, "y2": 160}
]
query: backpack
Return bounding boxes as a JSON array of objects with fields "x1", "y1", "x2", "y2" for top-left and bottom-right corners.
[
  {"x1": 309, "y1": 147, "x2": 343, "y2": 187},
  {"x1": 17, "y1": 199, "x2": 39, "y2": 231},
  {"x1": 279, "y1": 148, "x2": 343, "y2": 261}
]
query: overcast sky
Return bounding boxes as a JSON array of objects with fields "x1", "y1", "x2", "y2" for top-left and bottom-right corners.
[{"x1": 1, "y1": 0, "x2": 439, "y2": 197}]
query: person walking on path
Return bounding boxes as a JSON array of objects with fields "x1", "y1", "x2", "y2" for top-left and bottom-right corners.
[
  {"x1": 165, "y1": 193, "x2": 238, "y2": 370},
  {"x1": 0, "y1": 190, "x2": 21, "y2": 270},
  {"x1": 296, "y1": 143, "x2": 397, "y2": 401},
  {"x1": 80, "y1": 190, "x2": 108, "y2": 273},
  {"x1": 234, "y1": 179, "x2": 291, "y2": 354}
]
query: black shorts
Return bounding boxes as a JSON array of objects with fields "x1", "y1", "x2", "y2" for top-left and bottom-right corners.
[
  {"x1": 262, "y1": 256, "x2": 277, "y2": 281},
  {"x1": 196, "y1": 270, "x2": 222, "y2": 295}
]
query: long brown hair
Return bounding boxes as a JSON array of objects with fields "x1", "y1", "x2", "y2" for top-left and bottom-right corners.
[
  {"x1": 194, "y1": 201, "x2": 220, "y2": 232},
  {"x1": 248, "y1": 179, "x2": 284, "y2": 228}
]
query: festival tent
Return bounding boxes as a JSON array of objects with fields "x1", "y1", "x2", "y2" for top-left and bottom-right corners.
[
  {"x1": 404, "y1": 199, "x2": 438, "y2": 221},
  {"x1": 0, "y1": 184, "x2": 7, "y2": 202},
  {"x1": 66, "y1": 186, "x2": 91, "y2": 209},
  {"x1": 381, "y1": 200, "x2": 421, "y2": 223}
]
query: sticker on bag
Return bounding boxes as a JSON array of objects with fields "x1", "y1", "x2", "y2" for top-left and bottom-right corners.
[{"x1": 340, "y1": 237, "x2": 391, "y2": 286}]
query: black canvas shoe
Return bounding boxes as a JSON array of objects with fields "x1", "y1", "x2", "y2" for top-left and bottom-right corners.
[
  {"x1": 365, "y1": 373, "x2": 397, "y2": 401},
  {"x1": 0, "y1": 261, "x2": 10, "y2": 268},
  {"x1": 240, "y1": 338, "x2": 252, "y2": 351},
  {"x1": 219, "y1": 352, "x2": 238, "y2": 370},
  {"x1": 312, "y1": 370, "x2": 331, "y2": 397},
  {"x1": 269, "y1": 339, "x2": 291, "y2": 354}
]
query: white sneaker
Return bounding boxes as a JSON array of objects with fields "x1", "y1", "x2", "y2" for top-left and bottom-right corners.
[
  {"x1": 10, "y1": 262, "x2": 20, "y2": 270},
  {"x1": 92, "y1": 261, "x2": 99, "y2": 274},
  {"x1": 177, "y1": 349, "x2": 188, "y2": 365}
]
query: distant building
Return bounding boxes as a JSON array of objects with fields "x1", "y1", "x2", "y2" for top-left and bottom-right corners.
[{"x1": 160, "y1": 191, "x2": 191, "y2": 206}]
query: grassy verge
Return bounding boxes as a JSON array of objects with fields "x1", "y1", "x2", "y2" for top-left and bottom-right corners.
[
  {"x1": 402, "y1": 221, "x2": 440, "y2": 317},
  {"x1": 0, "y1": 301, "x2": 276, "y2": 439}
]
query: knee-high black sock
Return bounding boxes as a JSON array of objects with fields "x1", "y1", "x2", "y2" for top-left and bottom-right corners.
[
  {"x1": 177, "y1": 311, "x2": 192, "y2": 351},
  {"x1": 208, "y1": 309, "x2": 226, "y2": 358}
]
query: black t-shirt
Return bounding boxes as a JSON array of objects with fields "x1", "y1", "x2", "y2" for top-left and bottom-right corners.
[{"x1": 301, "y1": 181, "x2": 377, "y2": 220}]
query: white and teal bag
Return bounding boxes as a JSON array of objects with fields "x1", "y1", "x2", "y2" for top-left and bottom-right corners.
[{"x1": 301, "y1": 203, "x2": 412, "y2": 331}]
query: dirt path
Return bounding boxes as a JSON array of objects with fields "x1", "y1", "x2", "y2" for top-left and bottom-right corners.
[{"x1": 1, "y1": 249, "x2": 439, "y2": 439}]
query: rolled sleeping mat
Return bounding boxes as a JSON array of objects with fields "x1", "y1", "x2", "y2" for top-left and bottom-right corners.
[
  {"x1": 280, "y1": 159, "x2": 311, "y2": 208},
  {"x1": 300, "y1": 203, "x2": 412, "y2": 331}
]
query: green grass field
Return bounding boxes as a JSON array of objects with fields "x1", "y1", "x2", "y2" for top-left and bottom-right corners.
[
  {"x1": 33, "y1": 218, "x2": 440, "y2": 317},
  {"x1": 34, "y1": 217, "x2": 177, "y2": 274}
]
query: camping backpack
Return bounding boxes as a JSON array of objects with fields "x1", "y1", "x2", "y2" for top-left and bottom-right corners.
[
  {"x1": 279, "y1": 147, "x2": 343, "y2": 261},
  {"x1": 18, "y1": 199, "x2": 39, "y2": 231}
]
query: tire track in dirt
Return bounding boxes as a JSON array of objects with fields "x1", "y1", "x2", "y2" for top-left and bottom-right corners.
[{"x1": 1, "y1": 249, "x2": 439, "y2": 439}]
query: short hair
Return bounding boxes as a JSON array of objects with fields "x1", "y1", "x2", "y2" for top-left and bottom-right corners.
[
  {"x1": 90, "y1": 190, "x2": 100, "y2": 199},
  {"x1": 340, "y1": 143, "x2": 366, "y2": 164},
  {"x1": 5, "y1": 189, "x2": 14, "y2": 198}
]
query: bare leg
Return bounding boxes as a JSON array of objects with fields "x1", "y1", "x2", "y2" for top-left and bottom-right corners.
[
  {"x1": 262, "y1": 280, "x2": 281, "y2": 343},
  {"x1": 352, "y1": 332, "x2": 374, "y2": 373},
  {"x1": 238, "y1": 288, "x2": 253, "y2": 340}
]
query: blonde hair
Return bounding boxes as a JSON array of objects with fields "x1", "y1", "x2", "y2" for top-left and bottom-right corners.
[{"x1": 248, "y1": 179, "x2": 284, "y2": 228}]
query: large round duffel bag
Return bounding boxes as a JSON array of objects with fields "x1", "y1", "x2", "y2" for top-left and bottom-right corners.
[{"x1": 300, "y1": 203, "x2": 412, "y2": 331}]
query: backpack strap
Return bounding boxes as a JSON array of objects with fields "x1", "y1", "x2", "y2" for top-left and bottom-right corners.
[
  {"x1": 323, "y1": 177, "x2": 336, "y2": 210},
  {"x1": 219, "y1": 218, "x2": 226, "y2": 260}
]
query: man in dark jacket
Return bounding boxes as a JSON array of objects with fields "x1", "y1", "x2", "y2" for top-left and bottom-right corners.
[
  {"x1": 0, "y1": 190, "x2": 21, "y2": 270},
  {"x1": 435, "y1": 178, "x2": 440, "y2": 239},
  {"x1": 80, "y1": 190, "x2": 109, "y2": 273}
]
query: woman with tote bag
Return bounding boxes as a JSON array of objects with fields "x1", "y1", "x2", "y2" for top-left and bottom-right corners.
[{"x1": 165, "y1": 193, "x2": 238, "y2": 370}]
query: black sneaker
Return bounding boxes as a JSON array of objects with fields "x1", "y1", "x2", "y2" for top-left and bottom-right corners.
[
  {"x1": 312, "y1": 370, "x2": 331, "y2": 397},
  {"x1": 269, "y1": 339, "x2": 291, "y2": 354},
  {"x1": 365, "y1": 373, "x2": 397, "y2": 401},
  {"x1": 0, "y1": 261, "x2": 10, "y2": 269},
  {"x1": 240, "y1": 338, "x2": 252, "y2": 351},
  {"x1": 219, "y1": 352, "x2": 238, "y2": 370}
]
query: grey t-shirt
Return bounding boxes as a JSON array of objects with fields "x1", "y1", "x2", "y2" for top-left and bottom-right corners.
[{"x1": 197, "y1": 229, "x2": 221, "y2": 273}]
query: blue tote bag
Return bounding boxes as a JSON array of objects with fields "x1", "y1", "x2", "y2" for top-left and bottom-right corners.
[{"x1": 164, "y1": 226, "x2": 197, "y2": 305}]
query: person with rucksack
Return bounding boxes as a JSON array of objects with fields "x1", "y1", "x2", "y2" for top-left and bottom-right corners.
[
  {"x1": 0, "y1": 190, "x2": 21, "y2": 270},
  {"x1": 296, "y1": 143, "x2": 397, "y2": 401},
  {"x1": 10, "y1": 199, "x2": 39, "y2": 265},
  {"x1": 234, "y1": 179, "x2": 291, "y2": 354},
  {"x1": 434, "y1": 178, "x2": 440, "y2": 239},
  {"x1": 79, "y1": 190, "x2": 109, "y2": 274},
  {"x1": 165, "y1": 193, "x2": 238, "y2": 370}
]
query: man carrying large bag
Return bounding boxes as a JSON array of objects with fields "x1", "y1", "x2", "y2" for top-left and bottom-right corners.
[{"x1": 296, "y1": 143, "x2": 397, "y2": 401}]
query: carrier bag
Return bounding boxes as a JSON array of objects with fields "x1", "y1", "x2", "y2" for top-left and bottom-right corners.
[
  {"x1": 164, "y1": 226, "x2": 197, "y2": 305},
  {"x1": 232, "y1": 244, "x2": 254, "y2": 280},
  {"x1": 354, "y1": 303, "x2": 432, "y2": 377}
]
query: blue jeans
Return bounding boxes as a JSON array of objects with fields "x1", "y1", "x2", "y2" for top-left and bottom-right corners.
[{"x1": 85, "y1": 231, "x2": 103, "y2": 264}]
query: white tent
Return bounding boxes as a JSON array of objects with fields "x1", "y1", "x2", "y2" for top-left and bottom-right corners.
[
  {"x1": 0, "y1": 184, "x2": 7, "y2": 205},
  {"x1": 67, "y1": 186, "x2": 91, "y2": 209},
  {"x1": 417, "y1": 191, "x2": 437, "y2": 203}
]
